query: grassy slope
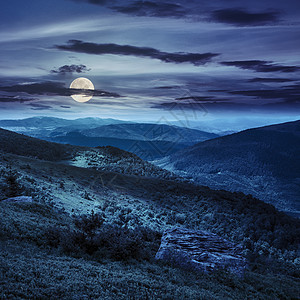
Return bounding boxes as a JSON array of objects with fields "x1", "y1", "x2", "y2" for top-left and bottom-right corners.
[
  {"x1": 1, "y1": 202, "x2": 299, "y2": 299},
  {"x1": 0, "y1": 129, "x2": 299, "y2": 298}
]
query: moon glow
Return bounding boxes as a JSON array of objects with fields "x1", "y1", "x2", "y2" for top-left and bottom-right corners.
[{"x1": 70, "y1": 77, "x2": 95, "y2": 103}]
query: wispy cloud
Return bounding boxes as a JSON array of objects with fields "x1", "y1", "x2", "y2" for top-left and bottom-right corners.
[
  {"x1": 71, "y1": 1, "x2": 285, "y2": 28},
  {"x1": 29, "y1": 103, "x2": 53, "y2": 110},
  {"x1": 229, "y1": 84, "x2": 300, "y2": 103},
  {"x1": 0, "y1": 20, "x2": 105, "y2": 43},
  {"x1": 55, "y1": 40, "x2": 219, "y2": 66},
  {"x1": 248, "y1": 77, "x2": 296, "y2": 83},
  {"x1": 175, "y1": 96, "x2": 216, "y2": 101},
  {"x1": 221, "y1": 60, "x2": 299, "y2": 73},
  {"x1": 0, "y1": 95, "x2": 35, "y2": 103}
]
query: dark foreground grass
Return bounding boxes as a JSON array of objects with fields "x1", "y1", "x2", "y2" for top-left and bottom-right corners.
[
  {"x1": 1, "y1": 239, "x2": 299, "y2": 300},
  {"x1": 0, "y1": 201, "x2": 299, "y2": 299}
]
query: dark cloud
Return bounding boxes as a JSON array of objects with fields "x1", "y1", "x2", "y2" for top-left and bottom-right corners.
[
  {"x1": 112, "y1": 1, "x2": 186, "y2": 18},
  {"x1": 249, "y1": 77, "x2": 295, "y2": 83},
  {"x1": 152, "y1": 100, "x2": 300, "y2": 113},
  {"x1": 175, "y1": 96, "x2": 215, "y2": 101},
  {"x1": 221, "y1": 60, "x2": 299, "y2": 73},
  {"x1": 72, "y1": 0, "x2": 189, "y2": 18},
  {"x1": 60, "y1": 105, "x2": 71, "y2": 108},
  {"x1": 229, "y1": 84, "x2": 300, "y2": 103},
  {"x1": 154, "y1": 86, "x2": 180, "y2": 89},
  {"x1": 211, "y1": 9, "x2": 279, "y2": 26},
  {"x1": 1, "y1": 82, "x2": 71, "y2": 96},
  {"x1": 0, "y1": 81, "x2": 121, "y2": 98},
  {"x1": 71, "y1": 1, "x2": 283, "y2": 27},
  {"x1": 29, "y1": 103, "x2": 53, "y2": 110},
  {"x1": 85, "y1": 0, "x2": 108, "y2": 4},
  {"x1": 51, "y1": 64, "x2": 90, "y2": 75},
  {"x1": 74, "y1": 0, "x2": 108, "y2": 4},
  {"x1": 152, "y1": 83, "x2": 300, "y2": 112},
  {"x1": 0, "y1": 95, "x2": 35, "y2": 103},
  {"x1": 55, "y1": 40, "x2": 219, "y2": 66}
]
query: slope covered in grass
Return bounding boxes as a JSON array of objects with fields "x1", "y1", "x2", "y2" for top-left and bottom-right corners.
[{"x1": 0, "y1": 128, "x2": 299, "y2": 298}]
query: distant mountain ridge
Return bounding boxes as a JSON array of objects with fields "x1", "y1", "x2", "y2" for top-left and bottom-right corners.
[
  {"x1": 0, "y1": 116, "x2": 129, "y2": 128},
  {"x1": 156, "y1": 120, "x2": 300, "y2": 215},
  {"x1": 0, "y1": 117, "x2": 218, "y2": 160},
  {"x1": 81, "y1": 123, "x2": 218, "y2": 143}
]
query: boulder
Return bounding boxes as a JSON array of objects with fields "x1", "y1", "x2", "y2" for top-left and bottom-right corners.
[
  {"x1": 1, "y1": 196, "x2": 33, "y2": 203},
  {"x1": 155, "y1": 227, "x2": 246, "y2": 277}
]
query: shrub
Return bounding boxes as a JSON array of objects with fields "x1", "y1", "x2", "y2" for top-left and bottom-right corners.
[
  {"x1": 45, "y1": 212, "x2": 162, "y2": 262},
  {"x1": 74, "y1": 210, "x2": 105, "y2": 236},
  {"x1": 2, "y1": 169, "x2": 24, "y2": 198}
]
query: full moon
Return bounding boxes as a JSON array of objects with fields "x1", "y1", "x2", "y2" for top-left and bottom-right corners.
[{"x1": 70, "y1": 77, "x2": 95, "y2": 103}]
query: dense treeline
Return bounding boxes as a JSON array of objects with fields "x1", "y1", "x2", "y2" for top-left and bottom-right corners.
[{"x1": 170, "y1": 127, "x2": 300, "y2": 179}]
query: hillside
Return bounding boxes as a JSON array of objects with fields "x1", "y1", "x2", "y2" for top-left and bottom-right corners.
[
  {"x1": 156, "y1": 120, "x2": 300, "y2": 214},
  {"x1": 0, "y1": 128, "x2": 176, "y2": 180},
  {"x1": 0, "y1": 128, "x2": 75, "y2": 161},
  {"x1": 0, "y1": 128, "x2": 299, "y2": 298}
]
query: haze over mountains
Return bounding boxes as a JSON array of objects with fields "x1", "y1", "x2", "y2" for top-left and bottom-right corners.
[
  {"x1": 0, "y1": 117, "x2": 130, "y2": 137},
  {"x1": 156, "y1": 120, "x2": 300, "y2": 216},
  {"x1": 0, "y1": 117, "x2": 218, "y2": 160}
]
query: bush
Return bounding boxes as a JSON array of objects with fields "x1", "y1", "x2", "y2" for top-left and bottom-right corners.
[
  {"x1": 45, "y1": 212, "x2": 162, "y2": 262},
  {"x1": 74, "y1": 210, "x2": 104, "y2": 236},
  {"x1": 2, "y1": 169, "x2": 24, "y2": 198}
]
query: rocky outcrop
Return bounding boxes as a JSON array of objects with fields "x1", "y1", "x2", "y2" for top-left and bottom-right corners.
[
  {"x1": 155, "y1": 227, "x2": 246, "y2": 277},
  {"x1": 1, "y1": 196, "x2": 33, "y2": 203}
]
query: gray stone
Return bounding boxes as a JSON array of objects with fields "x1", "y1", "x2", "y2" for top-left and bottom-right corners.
[
  {"x1": 155, "y1": 227, "x2": 246, "y2": 277},
  {"x1": 1, "y1": 196, "x2": 33, "y2": 203}
]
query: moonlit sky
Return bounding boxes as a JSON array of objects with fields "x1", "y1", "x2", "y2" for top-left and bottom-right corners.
[{"x1": 0, "y1": 0, "x2": 299, "y2": 131}]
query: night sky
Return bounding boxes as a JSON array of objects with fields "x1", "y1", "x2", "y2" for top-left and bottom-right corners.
[{"x1": 0, "y1": 0, "x2": 299, "y2": 130}]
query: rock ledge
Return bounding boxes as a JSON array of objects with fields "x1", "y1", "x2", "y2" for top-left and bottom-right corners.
[{"x1": 155, "y1": 227, "x2": 246, "y2": 276}]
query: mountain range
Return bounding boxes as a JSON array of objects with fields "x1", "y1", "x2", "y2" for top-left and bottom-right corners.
[
  {"x1": 0, "y1": 117, "x2": 218, "y2": 159},
  {"x1": 156, "y1": 120, "x2": 300, "y2": 216}
]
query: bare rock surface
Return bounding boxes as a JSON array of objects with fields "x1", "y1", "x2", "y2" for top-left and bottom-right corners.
[
  {"x1": 155, "y1": 227, "x2": 246, "y2": 276},
  {"x1": 1, "y1": 196, "x2": 33, "y2": 203}
]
